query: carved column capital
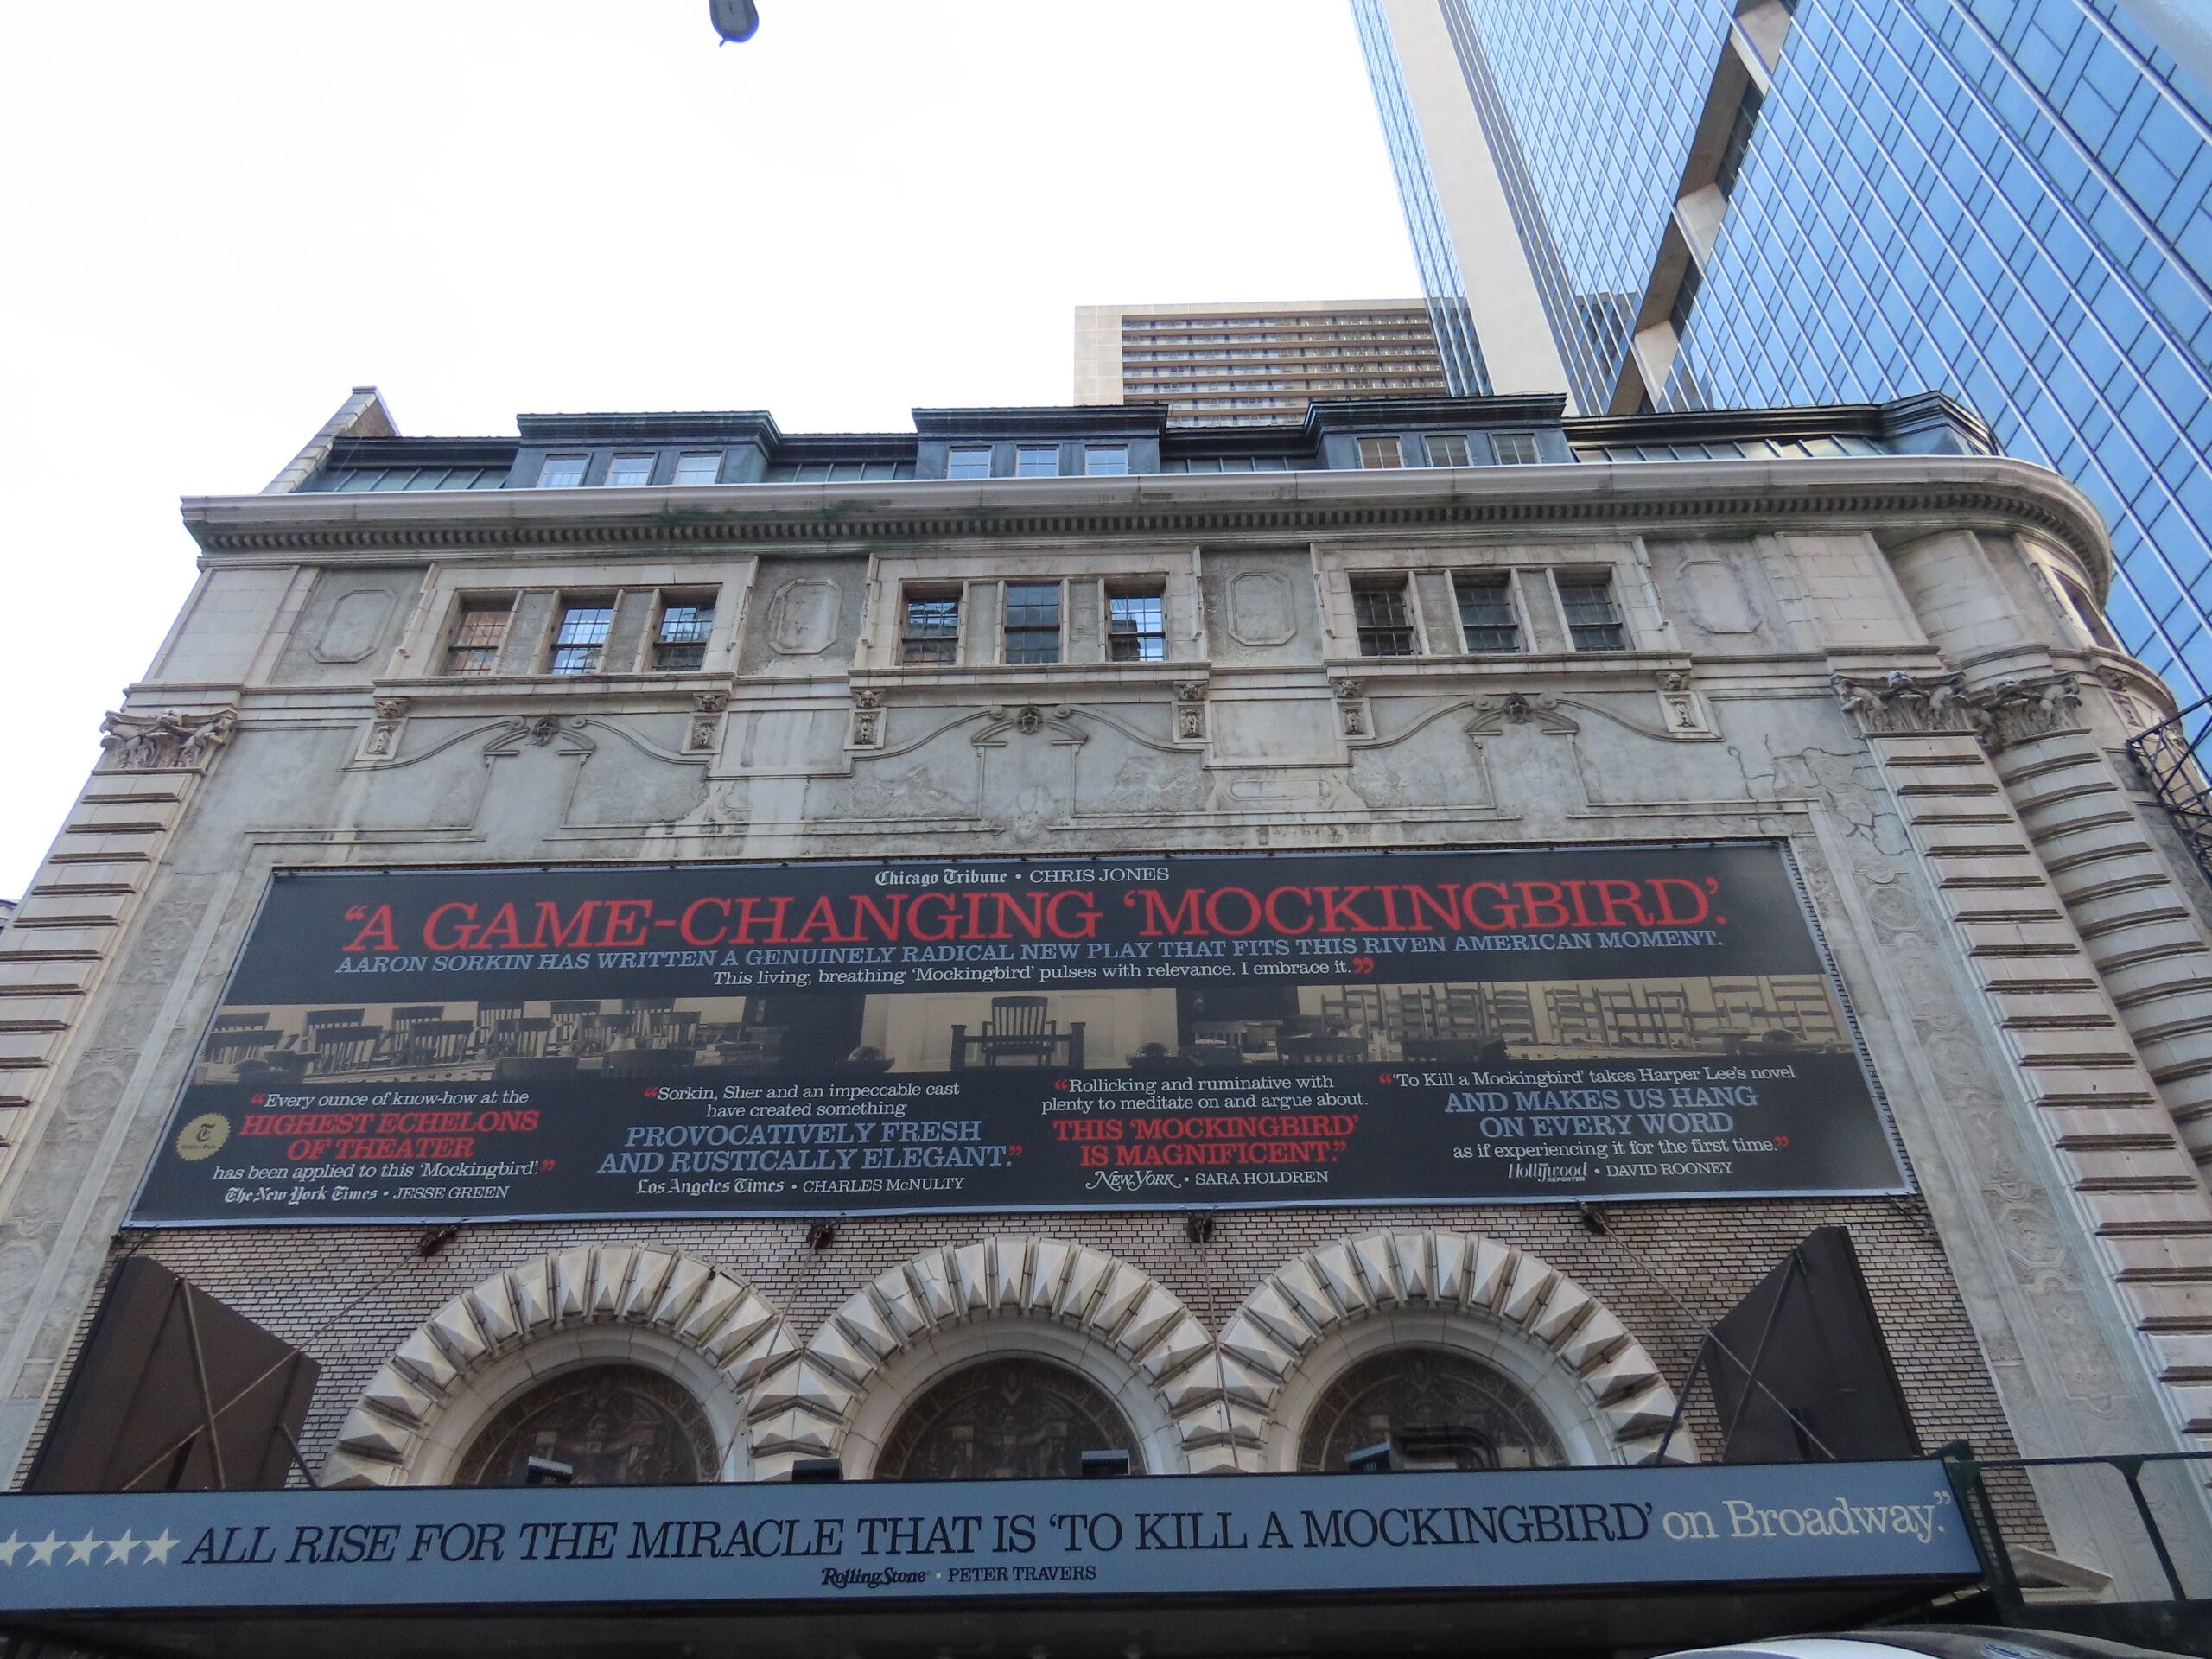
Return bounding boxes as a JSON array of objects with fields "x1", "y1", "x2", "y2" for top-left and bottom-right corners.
[
  {"x1": 1829, "y1": 670, "x2": 1975, "y2": 736},
  {"x1": 98, "y1": 707, "x2": 239, "y2": 772}
]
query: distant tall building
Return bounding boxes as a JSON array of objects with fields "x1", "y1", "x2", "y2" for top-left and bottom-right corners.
[
  {"x1": 1355, "y1": 0, "x2": 2212, "y2": 702},
  {"x1": 1074, "y1": 299, "x2": 1449, "y2": 425}
]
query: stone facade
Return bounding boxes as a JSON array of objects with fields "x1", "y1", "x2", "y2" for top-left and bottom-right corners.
[{"x1": 2, "y1": 393, "x2": 2209, "y2": 1597}]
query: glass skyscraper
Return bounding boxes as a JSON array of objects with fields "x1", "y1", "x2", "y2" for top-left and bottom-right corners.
[{"x1": 1356, "y1": 0, "x2": 2212, "y2": 701}]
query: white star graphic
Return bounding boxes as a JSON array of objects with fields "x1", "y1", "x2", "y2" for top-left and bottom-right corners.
[
  {"x1": 0, "y1": 1532, "x2": 22, "y2": 1567},
  {"x1": 103, "y1": 1531, "x2": 137, "y2": 1565},
  {"x1": 140, "y1": 1530, "x2": 178, "y2": 1565},
  {"x1": 66, "y1": 1532, "x2": 99, "y2": 1565},
  {"x1": 28, "y1": 1533, "x2": 60, "y2": 1567}
]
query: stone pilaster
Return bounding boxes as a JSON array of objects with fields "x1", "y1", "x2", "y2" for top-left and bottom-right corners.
[{"x1": 1834, "y1": 674, "x2": 2212, "y2": 1444}]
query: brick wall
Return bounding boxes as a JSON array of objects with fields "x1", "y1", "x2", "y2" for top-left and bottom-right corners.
[{"x1": 28, "y1": 1193, "x2": 2037, "y2": 1539}]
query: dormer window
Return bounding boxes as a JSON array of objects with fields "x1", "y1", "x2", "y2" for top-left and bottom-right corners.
[
  {"x1": 672, "y1": 452, "x2": 724, "y2": 486},
  {"x1": 948, "y1": 447, "x2": 993, "y2": 480},
  {"x1": 1491, "y1": 431, "x2": 1541, "y2": 465},
  {"x1": 1016, "y1": 446, "x2": 1062, "y2": 478},
  {"x1": 605, "y1": 454, "x2": 654, "y2": 487},
  {"x1": 537, "y1": 454, "x2": 588, "y2": 488},
  {"x1": 1423, "y1": 435, "x2": 1471, "y2": 467},
  {"x1": 1084, "y1": 445, "x2": 1130, "y2": 476}
]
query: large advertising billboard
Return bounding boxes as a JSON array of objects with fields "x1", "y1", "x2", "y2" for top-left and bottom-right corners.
[{"x1": 130, "y1": 844, "x2": 1907, "y2": 1225}]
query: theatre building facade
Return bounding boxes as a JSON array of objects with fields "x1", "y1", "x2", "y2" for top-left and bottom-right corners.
[{"x1": 0, "y1": 389, "x2": 2208, "y2": 1655}]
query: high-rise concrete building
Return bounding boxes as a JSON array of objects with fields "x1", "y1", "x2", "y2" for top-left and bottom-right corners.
[
  {"x1": 1074, "y1": 299, "x2": 1450, "y2": 425},
  {"x1": 1353, "y1": 0, "x2": 2212, "y2": 704}
]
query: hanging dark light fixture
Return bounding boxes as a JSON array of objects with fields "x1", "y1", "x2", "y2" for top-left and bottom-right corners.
[{"x1": 709, "y1": 0, "x2": 760, "y2": 42}]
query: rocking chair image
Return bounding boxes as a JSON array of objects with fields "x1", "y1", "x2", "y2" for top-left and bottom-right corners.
[{"x1": 950, "y1": 997, "x2": 1085, "y2": 1071}]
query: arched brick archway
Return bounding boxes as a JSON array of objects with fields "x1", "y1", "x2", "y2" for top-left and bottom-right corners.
[
  {"x1": 323, "y1": 1244, "x2": 792, "y2": 1488},
  {"x1": 1220, "y1": 1231, "x2": 1696, "y2": 1470},
  {"x1": 750, "y1": 1236, "x2": 1219, "y2": 1478}
]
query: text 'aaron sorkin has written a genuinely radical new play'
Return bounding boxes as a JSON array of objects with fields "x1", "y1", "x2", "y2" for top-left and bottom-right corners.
[{"x1": 129, "y1": 843, "x2": 1907, "y2": 1224}]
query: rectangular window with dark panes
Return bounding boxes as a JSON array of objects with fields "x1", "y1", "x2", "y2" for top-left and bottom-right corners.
[
  {"x1": 443, "y1": 600, "x2": 513, "y2": 676},
  {"x1": 1108, "y1": 592, "x2": 1166, "y2": 662},
  {"x1": 1453, "y1": 575, "x2": 1521, "y2": 653},
  {"x1": 1423, "y1": 434, "x2": 1471, "y2": 467},
  {"x1": 1357, "y1": 435, "x2": 1405, "y2": 468},
  {"x1": 1016, "y1": 446, "x2": 1061, "y2": 478},
  {"x1": 947, "y1": 447, "x2": 993, "y2": 480},
  {"x1": 652, "y1": 599, "x2": 715, "y2": 671},
  {"x1": 1555, "y1": 573, "x2": 1628, "y2": 651},
  {"x1": 1352, "y1": 582, "x2": 1418, "y2": 656},
  {"x1": 901, "y1": 592, "x2": 961, "y2": 664},
  {"x1": 1004, "y1": 582, "x2": 1064, "y2": 664},
  {"x1": 672, "y1": 452, "x2": 723, "y2": 486},
  {"x1": 537, "y1": 454, "x2": 588, "y2": 488},
  {"x1": 1491, "y1": 431, "x2": 1541, "y2": 465},
  {"x1": 548, "y1": 601, "x2": 615, "y2": 674},
  {"x1": 605, "y1": 453, "x2": 655, "y2": 487}
]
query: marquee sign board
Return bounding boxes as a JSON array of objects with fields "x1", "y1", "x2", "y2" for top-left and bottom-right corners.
[
  {"x1": 0, "y1": 1463, "x2": 1977, "y2": 1616},
  {"x1": 130, "y1": 843, "x2": 1905, "y2": 1225}
]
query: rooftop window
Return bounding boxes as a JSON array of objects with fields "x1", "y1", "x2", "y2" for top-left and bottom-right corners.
[{"x1": 537, "y1": 454, "x2": 588, "y2": 489}]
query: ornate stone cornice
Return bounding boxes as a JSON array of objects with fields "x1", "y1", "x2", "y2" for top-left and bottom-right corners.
[{"x1": 180, "y1": 457, "x2": 2113, "y2": 594}]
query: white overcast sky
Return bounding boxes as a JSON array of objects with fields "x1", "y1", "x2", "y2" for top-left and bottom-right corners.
[{"x1": 0, "y1": 1, "x2": 1420, "y2": 900}]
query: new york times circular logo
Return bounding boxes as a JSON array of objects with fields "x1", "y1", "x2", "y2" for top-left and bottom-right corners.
[{"x1": 176, "y1": 1113, "x2": 231, "y2": 1161}]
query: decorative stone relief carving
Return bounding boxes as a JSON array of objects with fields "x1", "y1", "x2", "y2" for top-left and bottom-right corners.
[
  {"x1": 1676, "y1": 557, "x2": 1760, "y2": 634},
  {"x1": 1656, "y1": 671, "x2": 1717, "y2": 737},
  {"x1": 323, "y1": 1245, "x2": 792, "y2": 1489},
  {"x1": 766, "y1": 579, "x2": 840, "y2": 656},
  {"x1": 1173, "y1": 681, "x2": 1207, "y2": 741},
  {"x1": 97, "y1": 708, "x2": 238, "y2": 771},
  {"x1": 975, "y1": 704, "x2": 1080, "y2": 746},
  {"x1": 1226, "y1": 570, "x2": 1296, "y2": 646},
  {"x1": 848, "y1": 688, "x2": 885, "y2": 750},
  {"x1": 313, "y1": 588, "x2": 398, "y2": 663},
  {"x1": 364, "y1": 697, "x2": 410, "y2": 759},
  {"x1": 1832, "y1": 668, "x2": 2082, "y2": 752},
  {"x1": 688, "y1": 690, "x2": 730, "y2": 753},
  {"x1": 1332, "y1": 677, "x2": 1368, "y2": 736},
  {"x1": 1465, "y1": 692, "x2": 1579, "y2": 735},
  {"x1": 1970, "y1": 672, "x2": 2082, "y2": 753},
  {"x1": 1830, "y1": 670, "x2": 1975, "y2": 735}
]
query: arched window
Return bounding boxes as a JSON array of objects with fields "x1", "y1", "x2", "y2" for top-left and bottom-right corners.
[
  {"x1": 876, "y1": 1358, "x2": 1138, "y2": 1481},
  {"x1": 1298, "y1": 1348, "x2": 1567, "y2": 1472},
  {"x1": 456, "y1": 1364, "x2": 717, "y2": 1487}
]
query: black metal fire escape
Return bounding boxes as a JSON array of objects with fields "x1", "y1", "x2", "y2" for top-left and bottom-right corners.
[{"x1": 2127, "y1": 696, "x2": 2212, "y2": 893}]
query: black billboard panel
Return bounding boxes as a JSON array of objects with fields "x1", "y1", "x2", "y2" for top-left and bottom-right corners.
[{"x1": 130, "y1": 843, "x2": 1907, "y2": 1224}]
